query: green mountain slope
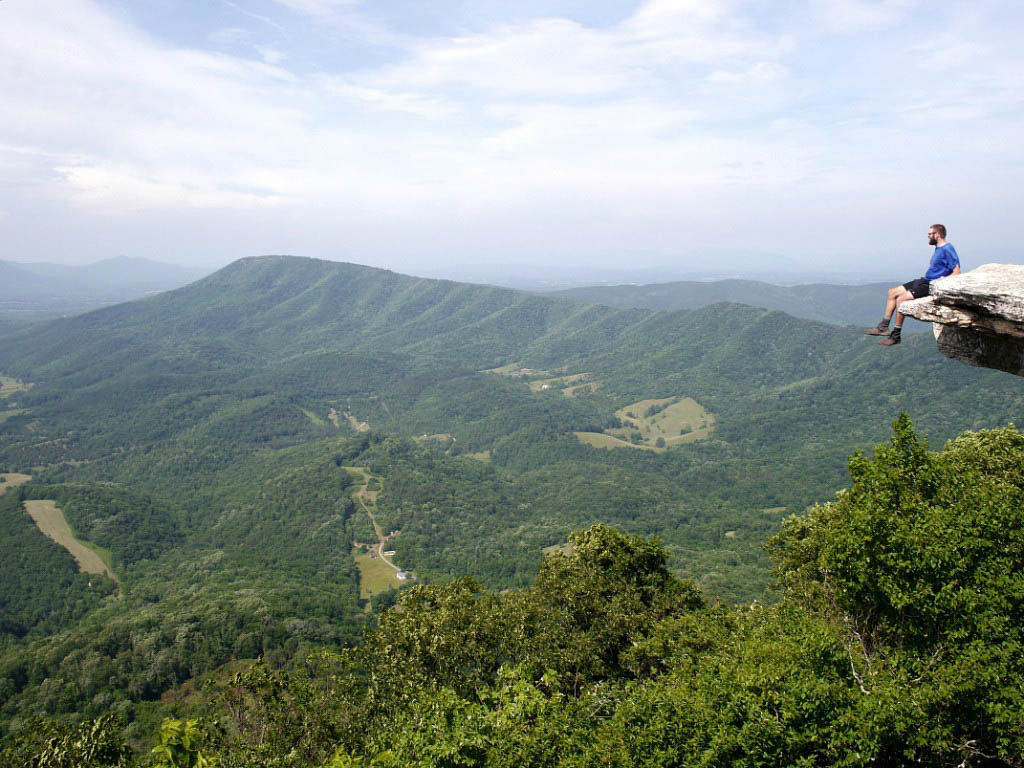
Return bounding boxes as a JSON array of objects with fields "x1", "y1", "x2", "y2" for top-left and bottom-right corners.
[
  {"x1": 0, "y1": 255, "x2": 1021, "y2": 732},
  {"x1": 548, "y1": 278, "x2": 908, "y2": 330}
]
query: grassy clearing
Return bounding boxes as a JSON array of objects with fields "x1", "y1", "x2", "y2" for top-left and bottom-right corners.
[
  {"x1": 24, "y1": 500, "x2": 118, "y2": 582},
  {"x1": 468, "y1": 450, "x2": 491, "y2": 462},
  {"x1": 301, "y1": 408, "x2": 326, "y2": 427},
  {"x1": 0, "y1": 375, "x2": 31, "y2": 397},
  {"x1": 562, "y1": 381, "x2": 601, "y2": 397},
  {"x1": 542, "y1": 542, "x2": 574, "y2": 557},
  {"x1": 345, "y1": 466, "x2": 409, "y2": 601},
  {"x1": 481, "y1": 363, "x2": 553, "y2": 377},
  {"x1": 575, "y1": 396, "x2": 715, "y2": 452},
  {"x1": 529, "y1": 372, "x2": 595, "y2": 393},
  {"x1": 574, "y1": 431, "x2": 657, "y2": 451},
  {"x1": 482, "y1": 364, "x2": 598, "y2": 397},
  {"x1": 82, "y1": 540, "x2": 116, "y2": 572},
  {"x1": 354, "y1": 548, "x2": 402, "y2": 601},
  {"x1": 0, "y1": 472, "x2": 32, "y2": 491},
  {"x1": 610, "y1": 397, "x2": 716, "y2": 445}
]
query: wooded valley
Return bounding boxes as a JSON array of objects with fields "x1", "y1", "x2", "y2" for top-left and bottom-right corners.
[{"x1": 0, "y1": 256, "x2": 1021, "y2": 766}]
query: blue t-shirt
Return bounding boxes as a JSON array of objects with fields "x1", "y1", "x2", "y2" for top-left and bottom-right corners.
[{"x1": 924, "y1": 243, "x2": 960, "y2": 280}]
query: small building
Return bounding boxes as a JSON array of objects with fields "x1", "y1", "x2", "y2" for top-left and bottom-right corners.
[{"x1": 396, "y1": 571, "x2": 410, "y2": 580}]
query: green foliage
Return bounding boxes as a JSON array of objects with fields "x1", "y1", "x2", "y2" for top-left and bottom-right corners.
[
  {"x1": 0, "y1": 488, "x2": 115, "y2": 643},
  {"x1": 210, "y1": 652, "x2": 364, "y2": 767},
  {"x1": 20, "y1": 484, "x2": 181, "y2": 568},
  {"x1": 2, "y1": 256, "x2": 1024, "y2": 753},
  {"x1": 0, "y1": 714, "x2": 130, "y2": 768},
  {"x1": 151, "y1": 718, "x2": 215, "y2": 768},
  {"x1": 769, "y1": 416, "x2": 1024, "y2": 765},
  {"x1": 0, "y1": 441, "x2": 365, "y2": 732},
  {"x1": 207, "y1": 424, "x2": 1024, "y2": 768}
]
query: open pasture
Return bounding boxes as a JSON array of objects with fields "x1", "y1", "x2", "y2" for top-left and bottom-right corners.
[
  {"x1": 610, "y1": 397, "x2": 715, "y2": 445},
  {"x1": 0, "y1": 374, "x2": 31, "y2": 396},
  {"x1": 575, "y1": 396, "x2": 715, "y2": 452},
  {"x1": 24, "y1": 500, "x2": 117, "y2": 581},
  {"x1": 0, "y1": 472, "x2": 31, "y2": 491},
  {"x1": 529, "y1": 372, "x2": 594, "y2": 393},
  {"x1": 354, "y1": 548, "x2": 403, "y2": 601},
  {"x1": 481, "y1": 363, "x2": 553, "y2": 377},
  {"x1": 301, "y1": 408, "x2": 326, "y2": 426},
  {"x1": 574, "y1": 431, "x2": 657, "y2": 451}
]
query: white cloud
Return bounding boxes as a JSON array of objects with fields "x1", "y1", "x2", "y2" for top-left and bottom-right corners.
[
  {"x1": 0, "y1": 0, "x2": 1021, "y2": 269},
  {"x1": 813, "y1": 0, "x2": 916, "y2": 33},
  {"x1": 623, "y1": 0, "x2": 733, "y2": 37},
  {"x1": 255, "y1": 45, "x2": 288, "y2": 65},
  {"x1": 325, "y1": 82, "x2": 456, "y2": 119},
  {"x1": 269, "y1": 0, "x2": 360, "y2": 18},
  {"x1": 707, "y1": 61, "x2": 788, "y2": 84},
  {"x1": 53, "y1": 163, "x2": 294, "y2": 210},
  {"x1": 365, "y1": 19, "x2": 636, "y2": 97}
]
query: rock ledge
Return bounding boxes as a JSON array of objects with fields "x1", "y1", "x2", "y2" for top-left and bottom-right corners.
[{"x1": 900, "y1": 264, "x2": 1024, "y2": 376}]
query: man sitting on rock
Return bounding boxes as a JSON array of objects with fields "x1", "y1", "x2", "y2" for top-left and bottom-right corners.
[{"x1": 867, "y1": 224, "x2": 961, "y2": 346}]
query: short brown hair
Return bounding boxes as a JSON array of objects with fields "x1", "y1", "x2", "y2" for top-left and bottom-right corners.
[{"x1": 931, "y1": 224, "x2": 946, "y2": 238}]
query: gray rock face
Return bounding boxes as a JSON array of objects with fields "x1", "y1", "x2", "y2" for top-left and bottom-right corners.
[{"x1": 900, "y1": 264, "x2": 1024, "y2": 376}]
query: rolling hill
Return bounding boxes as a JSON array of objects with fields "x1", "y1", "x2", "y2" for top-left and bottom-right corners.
[
  {"x1": 547, "y1": 278, "x2": 920, "y2": 331},
  {"x1": 0, "y1": 255, "x2": 1021, "y2": 733}
]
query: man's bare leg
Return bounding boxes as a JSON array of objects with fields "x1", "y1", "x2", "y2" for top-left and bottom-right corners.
[
  {"x1": 879, "y1": 288, "x2": 913, "y2": 346},
  {"x1": 893, "y1": 291, "x2": 913, "y2": 329},
  {"x1": 884, "y1": 285, "x2": 911, "y2": 322},
  {"x1": 868, "y1": 285, "x2": 911, "y2": 335}
]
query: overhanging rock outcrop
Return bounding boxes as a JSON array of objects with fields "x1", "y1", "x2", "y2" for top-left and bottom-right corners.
[{"x1": 900, "y1": 264, "x2": 1024, "y2": 376}]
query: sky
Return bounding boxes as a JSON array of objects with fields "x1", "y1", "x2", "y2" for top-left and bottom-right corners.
[{"x1": 1, "y1": 0, "x2": 1022, "y2": 280}]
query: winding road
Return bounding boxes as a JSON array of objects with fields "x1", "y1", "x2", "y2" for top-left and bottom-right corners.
[{"x1": 345, "y1": 467, "x2": 402, "y2": 573}]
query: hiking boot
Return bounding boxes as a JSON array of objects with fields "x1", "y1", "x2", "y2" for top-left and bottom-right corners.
[
  {"x1": 865, "y1": 321, "x2": 891, "y2": 336},
  {"x1": 879, "y1": 332, "x2": 901, "y2": 346}
]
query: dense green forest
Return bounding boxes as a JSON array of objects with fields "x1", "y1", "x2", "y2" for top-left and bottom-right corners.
[
  {"x1": 0, "y1": 256, "x2": 1021, "y2": 759},
  {"x1": 4, "y1": 419, "x2": 1022, "y2": 766}
]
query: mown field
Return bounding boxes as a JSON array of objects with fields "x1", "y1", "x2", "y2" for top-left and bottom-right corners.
[
  {"x1": 23, "y1": 499, "x2": 117, "y2": 581},
  {"x1": 353, "y1": 548, "x2": 403, "y2": 601},
  {"x1": 575, "y1": 396, "x2": 716, "y2": 451},
  {"x1": 0, "y1": 374, "x2": 31, "y2": 396},
  {"x1": 0, "y1": 472, "x2": 32, "y2": 490}
]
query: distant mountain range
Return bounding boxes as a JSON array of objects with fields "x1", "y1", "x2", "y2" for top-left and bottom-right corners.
[
  {"x1": 547, "y1": 278, "x2": 924, "y2": 331},
  {"x1": 0, "y1": 256, "x2": 210, "y2": 317}
]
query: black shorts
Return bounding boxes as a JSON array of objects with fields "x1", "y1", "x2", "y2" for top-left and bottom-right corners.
[{"x1": 902, "y1": 278, "x2": 931, "y2": 299}]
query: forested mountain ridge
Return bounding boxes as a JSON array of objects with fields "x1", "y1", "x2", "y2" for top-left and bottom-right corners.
[
  {"x1": 548, "y1": 277, "x2": 915, "y2": 330},
  {"x1": 1, "y1": 255, "x2": 1022, "y2": 744}
]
